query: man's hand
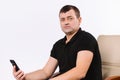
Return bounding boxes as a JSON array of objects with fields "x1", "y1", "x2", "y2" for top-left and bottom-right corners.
[{"x1": 13, "y1": 66, "x2": 25, "y2": 80}]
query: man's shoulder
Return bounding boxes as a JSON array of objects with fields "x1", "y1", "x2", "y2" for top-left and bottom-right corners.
[
  {"x1": 53, "y1": 37, "x2": 65, "y2": 46},
  {"x1": 81, "y1": 30, "x2": 96, "y2": 41}
]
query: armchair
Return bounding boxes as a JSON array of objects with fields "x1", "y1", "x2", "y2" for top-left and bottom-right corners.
[{"x1": 97, "y1": 35, "x2": 120, "y2": 80}]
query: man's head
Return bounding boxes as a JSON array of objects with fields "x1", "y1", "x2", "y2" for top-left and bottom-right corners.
[
  {"x1": 59, "y1": 5, "x2": 81, "y2": 35},
  {"x1": 59, "y1": 5, "x2": 80, "y2": 18}
]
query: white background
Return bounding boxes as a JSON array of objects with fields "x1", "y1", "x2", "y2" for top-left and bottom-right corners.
[{"x1": 0, "y1": 0, "x2": 120, "y2": 79}]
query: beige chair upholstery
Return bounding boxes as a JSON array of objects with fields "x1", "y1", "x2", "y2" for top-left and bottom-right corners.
[{"x1": 97, "y1": 35, "x2": 120, "y2": 80}]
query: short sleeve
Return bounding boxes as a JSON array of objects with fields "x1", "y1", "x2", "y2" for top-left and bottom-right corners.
[
  {"x1": 50, "y1": 43, "x2": 58, "y2": 59},
  {"x1": 78, "y1": 33, "x2": 97, "y2": 53}
]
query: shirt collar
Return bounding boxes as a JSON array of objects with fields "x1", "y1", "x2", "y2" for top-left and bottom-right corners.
[{"x1": 62, "y1": 28, "x2": 82, "y2": 45}]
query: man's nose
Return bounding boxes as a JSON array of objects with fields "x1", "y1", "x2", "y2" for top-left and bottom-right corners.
[
  {"x1": 65, "y1": 23, "x2": 69, "y2": 25},
  {"x1": 64, "y1": 20, "x2": 69, "y2": 25}
]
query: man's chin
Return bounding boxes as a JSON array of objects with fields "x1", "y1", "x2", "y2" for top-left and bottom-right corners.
[
  {"x1": 62, "y1": 29, "x2": 74, "y2": 35},
  {"x1": 64, "y1": 31, "x2": 74, "y2": 35}
]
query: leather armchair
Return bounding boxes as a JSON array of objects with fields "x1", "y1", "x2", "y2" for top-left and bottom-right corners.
[{"x1": 97, "y1": 35, "x2": 120, "y2": 80}]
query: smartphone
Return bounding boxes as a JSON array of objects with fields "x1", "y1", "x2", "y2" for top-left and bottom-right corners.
[{"x1": 10, "y1": 59, "x2": 20, "y2": 71}]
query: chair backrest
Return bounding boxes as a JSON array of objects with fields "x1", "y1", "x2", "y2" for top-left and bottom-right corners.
[{"x1": 97, "y1": 35, "x2": 120, "y2": 79}]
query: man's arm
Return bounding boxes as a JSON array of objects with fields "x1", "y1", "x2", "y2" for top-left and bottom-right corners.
[
  {"x1": 50, "y1": 50, "x2": 93, "y2": 80},
  {"x1": 13, "y1": 57, "x2": 58, "y2": 80}
]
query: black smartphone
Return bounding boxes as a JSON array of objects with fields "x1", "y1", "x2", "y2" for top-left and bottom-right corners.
[{"x1": 10, "y1": 59, "x2": 20, "y2": 71}]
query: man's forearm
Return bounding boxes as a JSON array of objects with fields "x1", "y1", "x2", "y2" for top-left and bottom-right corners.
[
  {"x1": 25, "y1": 69, "x2": 49, "y2": 80},
  {"x1": 50, "y1": 67, "x2": 85, "y2": 80}
]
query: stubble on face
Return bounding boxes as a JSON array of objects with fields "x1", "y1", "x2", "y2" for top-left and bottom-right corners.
[
  {"x1": 59, "y1": 9, "x2": 80, "y2": 36},
  {"x1": 62, "y1": 28, "x2": 76, "y2": 35}
]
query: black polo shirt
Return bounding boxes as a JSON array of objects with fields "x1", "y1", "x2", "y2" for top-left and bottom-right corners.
[{"x1": 50, "y1": 28, "x2": 102, "y2": 80}]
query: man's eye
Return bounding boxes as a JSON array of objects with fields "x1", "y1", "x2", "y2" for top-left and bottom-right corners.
[
  {"x1": 60, "y1": 19, "x2": 64, "y2": 21},
  {"x1": 69, "y1": 17, "x2": 73, "y2": 20}
]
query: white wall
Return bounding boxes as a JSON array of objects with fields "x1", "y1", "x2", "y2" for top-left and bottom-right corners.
[{"x1": 0, "y1": 0, "x2": 120, "y2": 79}]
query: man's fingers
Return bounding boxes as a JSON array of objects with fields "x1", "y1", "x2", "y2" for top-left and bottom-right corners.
[
  {"x1": 13, "y1": 66, "x2": 16, "y2": 72},
  {"x1": 14, "y1": 70, "x2": 25, "y2": 80},
  {"x1": 20, "y1": 74, "x2": 25, "y2": 80},
  {"x1": 17, "y1": 71, "x2": 24, "y2": 78}
]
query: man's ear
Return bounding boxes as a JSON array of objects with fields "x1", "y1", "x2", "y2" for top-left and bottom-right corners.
[{"x1": 78, "y1": 17, "x2": 82, "y2": 24}]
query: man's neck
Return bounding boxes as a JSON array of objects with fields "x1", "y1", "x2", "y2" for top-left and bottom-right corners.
[{"x1": 65, "y1": 31, "x2": 78, "y2": 44}]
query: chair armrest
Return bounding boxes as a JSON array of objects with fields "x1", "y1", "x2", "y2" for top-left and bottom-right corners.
[{"x1": 105, "y1": 76, "x2": 120, "y2": 80}]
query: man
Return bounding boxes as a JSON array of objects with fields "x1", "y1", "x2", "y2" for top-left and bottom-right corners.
[{"x1": 13, "y1": 5, "x2": 102, "y2": 80}]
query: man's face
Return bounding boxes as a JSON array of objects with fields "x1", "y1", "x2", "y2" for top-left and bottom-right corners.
[{"x1": 59, "y1": 9, "x2": 81, "y2": 35}]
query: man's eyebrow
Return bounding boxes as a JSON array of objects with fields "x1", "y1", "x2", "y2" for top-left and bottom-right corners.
[{"x1": 60, "y1": 17, "x2": 65, "y2": 19}]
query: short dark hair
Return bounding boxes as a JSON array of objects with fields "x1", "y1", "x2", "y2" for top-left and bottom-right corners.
[{"x1": 59, "y1": 5, "x2": 80, "y2": 18}]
